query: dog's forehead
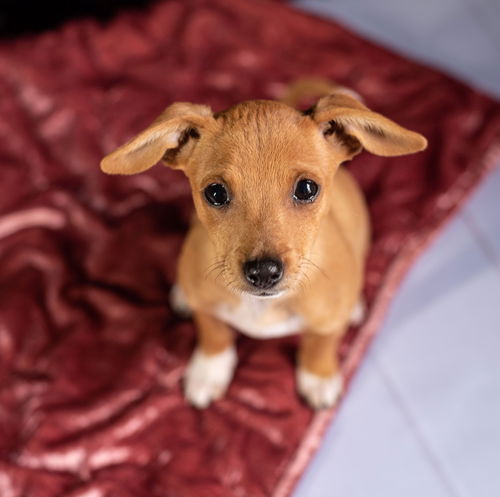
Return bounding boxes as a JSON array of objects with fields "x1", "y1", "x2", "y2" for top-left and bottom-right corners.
[
  {"x1": 205, "y1": 100, "x2": 323, "y2": 168},
  {"x1": 215, "y1": 99, "x2": 300, "y2": 122},
  {"x1": 214, "y1": 100, "x2": 307, "y2": 139}
]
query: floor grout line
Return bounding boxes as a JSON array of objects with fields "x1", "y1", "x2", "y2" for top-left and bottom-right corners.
[
  {"x1": 460, "y1": 210, "x2": 500, "y2": 280},
  {"x1": 371, "y1": 351, "x2": 468, "y2": 497}
]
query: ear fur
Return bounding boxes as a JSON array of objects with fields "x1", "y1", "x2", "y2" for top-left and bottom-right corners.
[
  {"x1": 100, "y1": 103, "x2": 213, "y2": 175},
  {"x1": 312, "y1": 91, "x2": 427, "y2": 158}
]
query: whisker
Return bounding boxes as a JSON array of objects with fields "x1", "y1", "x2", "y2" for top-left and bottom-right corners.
[
  {"x1": 214, "y1": 268, "x2": 225, "y2": 284},
  {"x1": 207, "y1": 263, "x2": 225, "y2": 277},
  {"x1": 204, "y1": 257, "x2": 227, "y2": 280},
  {"x1": 302, "y1": 256, "x2": 330, "y2": 280}
]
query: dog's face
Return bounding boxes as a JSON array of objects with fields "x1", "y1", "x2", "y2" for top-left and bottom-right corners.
[
  {"x1": 101, "y1": 93, "x2": 426, "y2": 297},
  {"x1": 185, "y1": 102, "x2": 338, "y2": 297}
]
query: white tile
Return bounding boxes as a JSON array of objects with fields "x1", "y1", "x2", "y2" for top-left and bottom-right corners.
[
  {"x1": 377, "y1": 212, "x2": 491, "y2": 333},
  {"x1": 462, "y1": 166, "x2": 500, "y2": 268},
  {"x1": 372, "y1": 215, "x2": 500, "y2": 497},
  {"x1": 293, "y1": 355, "x2": 453, "y2": 497}
]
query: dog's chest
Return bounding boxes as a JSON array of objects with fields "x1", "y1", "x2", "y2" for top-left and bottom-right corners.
[{"x1": 214, "y1": 295, "x2": 303, "y2": 339}]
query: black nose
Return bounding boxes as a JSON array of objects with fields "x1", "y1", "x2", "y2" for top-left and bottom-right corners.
[{"x1": 243, "y1": 258, "x2": 284, "y2": 289}]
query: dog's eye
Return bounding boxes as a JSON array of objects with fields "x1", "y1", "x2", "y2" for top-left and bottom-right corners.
[
  {"x1": 204, "y1": 183, "x2": 230, "y2": 207},
  {"x1": 293, "y1": 179, "x2": 319, "y2": 203}
]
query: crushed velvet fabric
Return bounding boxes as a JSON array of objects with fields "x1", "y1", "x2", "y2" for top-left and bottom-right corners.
[{"x1": 0, "y1": 0, "x2": 499, "y2": 496}]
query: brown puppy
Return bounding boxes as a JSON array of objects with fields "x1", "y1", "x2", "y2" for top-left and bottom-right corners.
[{"x1": 101, "y1": 86, "x2": 426, "y2": 409}]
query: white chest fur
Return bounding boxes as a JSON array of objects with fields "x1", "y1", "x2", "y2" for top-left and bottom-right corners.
[{"x1": 214, "y1": 294, "x2": 304, "y2": 339}]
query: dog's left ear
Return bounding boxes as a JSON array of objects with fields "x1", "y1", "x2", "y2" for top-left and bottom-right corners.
[
  {"x1": 311, "y1": 90, "x2": 427, "y2": 158},
  {"x1": 101, "y1": 103, "x2": 214, "y2": 175}
]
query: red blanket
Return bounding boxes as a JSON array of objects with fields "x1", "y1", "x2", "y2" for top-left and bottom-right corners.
[{"x1": 1, "y1": 1, "x2": 499, "y2": 496}]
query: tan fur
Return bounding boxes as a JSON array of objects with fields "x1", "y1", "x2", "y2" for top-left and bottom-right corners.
[
  {"x1": 101, "y1": 84, "x2": 427, "y2": 408},
  {"x1": 194, "y1": 311, "x2": 235, "y2": 355},
  {"x1": 299, "y1": 332, "x2": 340, "y2": 377}
]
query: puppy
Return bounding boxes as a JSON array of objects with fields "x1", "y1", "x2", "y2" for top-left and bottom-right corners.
[{"x1": 101, "y1": 84, "x2": 427, "y2": 409}]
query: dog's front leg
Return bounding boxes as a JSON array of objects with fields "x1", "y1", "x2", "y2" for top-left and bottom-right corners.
[
  {"x1": 297, "y1": 332, "x2": 343, "y2": 409},
  {"x1": 184, "y1": 312, "x2": 237, "y2": 409}
]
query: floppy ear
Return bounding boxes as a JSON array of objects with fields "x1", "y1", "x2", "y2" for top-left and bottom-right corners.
[
  {"x1": 311, "y1": 91, "x2": 427, "y2": 158},
  {"x1": 100, "y1": 103, "x2": 214, "y2": 175}
]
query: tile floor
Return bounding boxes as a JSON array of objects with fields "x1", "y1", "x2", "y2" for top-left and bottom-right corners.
[{"x1": 291, "y1": 1, "x2": 500, "y2": 496}]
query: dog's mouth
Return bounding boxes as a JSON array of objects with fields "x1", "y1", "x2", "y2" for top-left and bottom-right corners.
[
  {"x1": 228, "y1": 278, "x2": 289, "y2": 299},
  {"x1": 250, "y1": 289, "x2": 286, "y2": 299}
]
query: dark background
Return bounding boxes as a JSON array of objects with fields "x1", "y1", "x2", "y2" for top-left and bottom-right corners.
[{"x1": 0, "y1": 0, "x2": 158, "y2": 36}]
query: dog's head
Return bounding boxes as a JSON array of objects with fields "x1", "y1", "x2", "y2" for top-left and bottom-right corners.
[{"x1": 101, "y1": 91, "x2": 426, "y2": 297}]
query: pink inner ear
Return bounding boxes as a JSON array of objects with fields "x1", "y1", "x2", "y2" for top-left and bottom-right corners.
[{"x1": 141, "y1": 127, "x2": 182, "y2": 150}]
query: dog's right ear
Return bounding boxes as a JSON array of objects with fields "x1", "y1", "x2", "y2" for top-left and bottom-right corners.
[{"x1": 100, "y1": 103, "x2": 214, "y2": 175}]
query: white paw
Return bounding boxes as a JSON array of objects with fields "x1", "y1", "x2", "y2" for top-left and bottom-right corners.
[
  {"x1": 296, "y1": 368, "x2": 343, "y2": 409},
  {"x1": 184, "y1": 347, "x2": 237, "y2": 409},
  {"x1": 170, "y1": 284, "x2": 192, "y2": 318},
  {"x1": 349, "y1": 298, "x2": 366, "y2": 326}
]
